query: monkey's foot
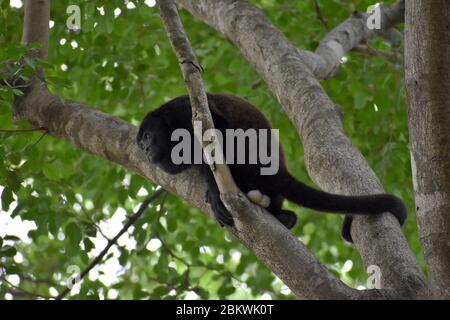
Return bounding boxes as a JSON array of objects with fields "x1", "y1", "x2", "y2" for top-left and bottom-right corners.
[{"x1": 275, "y1": 210, "x2": 297, "y2": 229}]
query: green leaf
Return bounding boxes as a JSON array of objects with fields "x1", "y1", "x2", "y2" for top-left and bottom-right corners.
[
  {"x1": 83, "y1": 238, "x2": 95, "y2": 252},
  {"x1": 151, "y1": 286, "x2": 169, "y2": 299},
  {"x1": 5, "y1": 263, "x2": 20, "y2": 274},
  {"x1": 0, "y1": 245, "x2": 17, "y2": 257},
  {"x1": 65, "y1": 222, "x2": 82, "y2": 247},
  {"x1": 42, "y1": 162, "x2": 61, "y2": 180},
  {"x1": 218, "y1": 284, "x2": 235, "y2": 297},
  {"x1": 6, "y1": 170, "x2": 21, "y2": 192},
  {"x1": 0, "y1": 99, "x2": 11, "y2": 112},
  {"x1": 133, "y1": 285, "x2": 148, "y2": 299},
  {"x1": 3, "y1": 235, "x2": 20, "y2": 242},
  {"x1": 80, "y1": 251, "x2": 90, "y2": 264},
  {"x1": 196, "y1": 288, "x2": 209, "y2": 299},
  {"x1": 167, "y1": 216, "x2": 177, "y2": 232},
  {"x1": 1, "y1": 187, "x2": 13, "y2": 211},
  {"x1": 12, "y1": 88, "x2": 24, "y2": 96}
]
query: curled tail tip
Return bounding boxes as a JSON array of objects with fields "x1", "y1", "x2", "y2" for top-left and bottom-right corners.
[{"x1": 388, "y1": 195, "x2": 408, "y2": 226}]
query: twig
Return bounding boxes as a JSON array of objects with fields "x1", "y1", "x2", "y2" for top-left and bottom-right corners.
[
  {"x1": 140, "y1": 191, "x2": 246, "y2": 287},
  {"x1": 1, "y1": 275, "x2": 52, "y2": 299},
  {"x1": 28, "y1": 130, "x2": 48, "y2": 147},
  {"x1": 136, "y1": 191, "x2": 168, "y2": 252},
  {"x1": 79, "y1": 203, "x2": 111, "y2": 241},
  {"x1": 18, "y1": 129, "x2": 49, "y2": 154},
  {"x1": 250, "y1": 79, "x2": 263, "y2": 90},
  {"x1": 313, "y1": 0, "x2": 329, "y2": 30},
  {"x1": 54, "y1": 189, "x2": 165, "y2": 300},
  {"x1": 352, "y1": 44, "x2": 397, "y2": 60},
  {"x1": 0, "y1": 127, "x2": 46, "y2": 133}
]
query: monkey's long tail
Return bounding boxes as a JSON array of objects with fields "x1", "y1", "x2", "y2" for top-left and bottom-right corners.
[{"x1": 276, "y1": 171, "x2": 407, "y2": 226}]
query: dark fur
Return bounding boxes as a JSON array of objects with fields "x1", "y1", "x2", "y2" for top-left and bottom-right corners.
[{"x1": 136, "y1": 93, "x2": 407, "y2": 242}]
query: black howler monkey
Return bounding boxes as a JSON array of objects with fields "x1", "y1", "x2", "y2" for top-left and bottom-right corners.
[{"x1": 136, "y1": 93, "x2": 407, "y2": 242}]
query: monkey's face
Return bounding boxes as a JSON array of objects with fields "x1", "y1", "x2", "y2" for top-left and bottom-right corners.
[{"x1": 136, "y1": 112, "x2": 171, "y2": 164}]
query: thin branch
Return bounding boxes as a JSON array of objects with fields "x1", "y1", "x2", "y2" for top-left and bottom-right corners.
[
  {"x1": 250, "y1": 79, "x2": 263, "y2": 89},
  {"x1": 1, "y1": 275, "x2": 52, "y2": 300},
  {"x1": 352, "y1": 44, "x2": 397, "y2": 60},
  {"x1": 351, "y1": 43, "x2": 403, "y2": 69},
  {"x1": 313, "y1": 0, "x2": 329, "y2": 30},
  {"x1": 54, "y1": 189, "x2": 165, "y2": 300},
  {"x1": 139, "y1": 191, "x2": 246, "y2": 286},
  {"x1": 137, "y1": 191, "x2": 168, "y2": 252},
  {"x1": 25, "y1": 130, "x2": 47, "y2": 148},
  {"x1": 0, "y1": 127, "x2": 45, "y2": 133},
  {"x1": 79, "y1": 203, "x2": 111, "y2": 241},
  {"x1": 21, "y1": 274, "x2": 59, "y2": 287},
  {"x1": 156, "y1": 0, "x2": 238, "y2": 195}
]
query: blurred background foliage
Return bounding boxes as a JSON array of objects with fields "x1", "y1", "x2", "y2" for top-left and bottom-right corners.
[{"x1": 0, "y1": 0, "x2": 422, "y2": 300}]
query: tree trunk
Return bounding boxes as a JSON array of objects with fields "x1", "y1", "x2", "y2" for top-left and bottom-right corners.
[{"x1": 405, "y1": 1, "x2": 450, "y2": 298}]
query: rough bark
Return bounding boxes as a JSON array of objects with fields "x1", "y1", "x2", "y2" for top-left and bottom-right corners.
[
  {"x1": 315, "y1": 0, "x2": 405, "y2": 77},
  {"x1": 176, "y1": 0, "x2": 431, "y2": 298},
  {"x1": 405, "y1": 1, "x2": 450, "y2": 299},
  {"x1": 21, "y1": 0, "x2": 50, "y2": 59}
]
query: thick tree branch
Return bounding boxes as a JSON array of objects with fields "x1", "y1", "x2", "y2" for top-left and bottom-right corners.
[
  {"x1": 21, "y1": 0, "x2": 50, "y2": 59},
  {"x1": 176, "y1": 0, "x2": 431, "y2": 298},
  {"x1": 315, "y1": 0, "x2": 405, "y2": 77},
  {"x1": 405, "y1": 1, "x2": 450, "y2": 298}
]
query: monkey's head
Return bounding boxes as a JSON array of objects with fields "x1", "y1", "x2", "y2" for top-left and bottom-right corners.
[{"x1": 136, "y1": 110, "x2": 171, "y2": 164}]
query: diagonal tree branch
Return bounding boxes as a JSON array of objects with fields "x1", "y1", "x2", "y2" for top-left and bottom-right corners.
[
  {"x1": 55, "y1": 189, "x2": 166, "y2": 300},
  {"x1": 314, "y1": 0, "x2": 405, "y2": 77},
  {"x1": 156, "y1": 0, "x2": 238, "y2": 195},
  {"x1": 175, "y1": 0, "x2": 431, "y2": 298}
]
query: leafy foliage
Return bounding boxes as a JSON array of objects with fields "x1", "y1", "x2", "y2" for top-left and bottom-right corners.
[{"x1": 0, "y1": 0, "x2": 422, "y2": 300}]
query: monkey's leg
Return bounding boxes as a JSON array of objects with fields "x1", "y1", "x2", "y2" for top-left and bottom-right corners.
[{"x1": 202, "y1": 165, "x2": 234, "y2": 227}]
